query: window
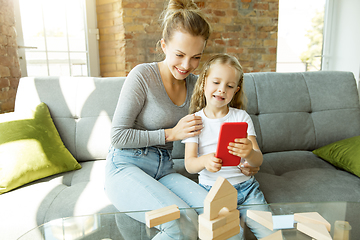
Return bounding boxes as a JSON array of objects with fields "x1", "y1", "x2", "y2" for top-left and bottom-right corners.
[
  {"x1": 276, "y1": 0, "x2": 326, "y2": 72},
  {"x1": 15, "y1": 0, "x2": 99, "y2": 77}
]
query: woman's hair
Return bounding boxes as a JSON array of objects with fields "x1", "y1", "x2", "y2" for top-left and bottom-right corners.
[
  {"x1": 189, "y1": 54, "x2": 246, "y2": 114},
  {"x1": 159, "y1": 0, "x2": 211, "y2": 44}
]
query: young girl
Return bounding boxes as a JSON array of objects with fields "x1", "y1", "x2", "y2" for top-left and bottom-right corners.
[{"x1": 182, "y1": 54, "x2": 274, "y2": 239}]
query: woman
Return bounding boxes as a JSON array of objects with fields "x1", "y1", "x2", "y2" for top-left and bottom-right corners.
[{"x1": 105, "y1": 0, "x2": 259, "y2": 238}]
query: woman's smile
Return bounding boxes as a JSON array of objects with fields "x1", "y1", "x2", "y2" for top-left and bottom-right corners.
[{"x1": 175, "y1": 67, "x2": 189, "y2": 75}]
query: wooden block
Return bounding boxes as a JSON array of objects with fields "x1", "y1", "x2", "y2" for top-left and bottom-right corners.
[
  {"x1": 200, "y1": 226, "x2": 241, "y2": 240},
  {"x1": 333, "y1": 221, "x2": 351, "y2": 240},
  {"x1": 259, "y1": 230, "x2": 283, "y2": 240},
  {"x1": 199, "y1": 209, "x2": 239, "y2": 230},
  {"x1": 203, "y1": 191, "x2": 238, "y2": 220},
  {"x1": 247, "y1": 210, "x2": 273, "y2": 231},
  {"x1": 297, "y1": 223, "x2": 332, "y2": 240},
  {"x1": 212, "y1": 226, "x2": 240, "y2": 240},
  {"x1": 205, "y1": 176, "x2": 237, "y2": 202},
  {"x1": 294, "y1": 212, "x2": 331, "y2": 231},
  {"x1": 199, "y1": 218, "x2": 240, "y2": 239},
  {"x1": 145, "y1": 204, "x2": 180, "y2": 228}
]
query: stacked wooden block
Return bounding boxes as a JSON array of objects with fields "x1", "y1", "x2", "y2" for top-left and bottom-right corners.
[{"x1": 198, "y1": 177, "x2": 240, "y2": 240}]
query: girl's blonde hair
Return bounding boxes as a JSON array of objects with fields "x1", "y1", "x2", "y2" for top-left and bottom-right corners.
[
  {"x1": 159, "y1": 0, "x2": 211, "y2": 46},
  {"x1": 189, "y1": 54, "x2": 246, "y2": 114}
]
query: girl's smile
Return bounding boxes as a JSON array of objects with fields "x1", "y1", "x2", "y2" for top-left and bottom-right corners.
[
  {"x1": 213, "y1": 94, "x2": 225, "y2": 101},
  {"x1": 204, "y1": 62, "x2": 240, "y2": 115}
]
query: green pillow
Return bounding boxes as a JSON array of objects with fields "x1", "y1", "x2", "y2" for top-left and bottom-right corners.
[
  {"x1": 313, "y1": 135, "x2": 360, "y2": 178},
  {"x1": 0, "y1": 102, "x2": 81, "y2": 194}
]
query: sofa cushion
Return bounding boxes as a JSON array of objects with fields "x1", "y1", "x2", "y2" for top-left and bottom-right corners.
[
  {"x1": 0, "y1": 102, "x2": 81, "y2": 194},
  {"x1": 313, "y1": 135, "x2": 360, "y2": 178},
  {"x1": 256, "y1": 151, "x2": 360, "y2": 203}
]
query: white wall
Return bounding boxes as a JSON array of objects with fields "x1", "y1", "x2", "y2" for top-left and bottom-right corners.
[{"x1": 322, "y1": 0, "x2": 360, "y2": 86}]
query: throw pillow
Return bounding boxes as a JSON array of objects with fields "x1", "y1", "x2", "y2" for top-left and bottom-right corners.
[
  {"x1": 0, "y1": 102, "x2": 81, "y2": 194},
  {"x1": 313, "y1": 135, "x2": 360, "y2": 178}
]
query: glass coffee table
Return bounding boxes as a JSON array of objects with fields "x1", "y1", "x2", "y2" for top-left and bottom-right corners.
[{"x1": 18, "y1": 202, "x2": 359, "y2": 240}]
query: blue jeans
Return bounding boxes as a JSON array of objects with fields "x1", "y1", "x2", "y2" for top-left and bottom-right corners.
[
  {"x1": 200, "y1": 177, "x2": 275, "y2": 239},
  {"x1": 104, "y1": 146, "x2": 209, "y2": 240}
]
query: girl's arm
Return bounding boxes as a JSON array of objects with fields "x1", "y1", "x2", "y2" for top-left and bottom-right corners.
[
  {"x1": 228, "y1": 135, "x2": 263, "y2": 167},
  {"x1": 184, "y1": 142, "x2": 222, "y2": 174}
]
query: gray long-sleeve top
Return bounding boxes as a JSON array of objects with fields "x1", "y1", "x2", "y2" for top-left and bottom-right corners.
[{"x1": 111, "y1": 62, "x2": 197, "y2": 150}]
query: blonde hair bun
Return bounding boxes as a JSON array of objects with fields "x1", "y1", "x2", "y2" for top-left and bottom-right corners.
[
  {"x1": 160, "y1": 0, "x2": 211, "y2": 43},
  {"x1": 167, "y1": 0, "x2": 198, "y2": 11},
  {"x1": 162, "y1": 0, "x2": 201, "y2": 25}
]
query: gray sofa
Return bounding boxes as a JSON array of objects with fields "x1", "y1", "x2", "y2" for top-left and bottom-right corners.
[{"x1": 1, "y1": 71, "x2": 360, "y2": 240}]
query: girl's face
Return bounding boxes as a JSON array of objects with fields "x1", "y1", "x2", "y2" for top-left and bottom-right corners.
[
  {"x1": 161, "y1": 30, "x2": 206, "y2": 80},
  {"x1": 204, "y1": 62, "x2": 240, "y2": 110}
]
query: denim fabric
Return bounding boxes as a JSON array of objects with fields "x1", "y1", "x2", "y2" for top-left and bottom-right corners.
[
  {"x1": 105, "y1": 146, "x2": 209, "y2": 240},
  {"x1": 200, "y1": 177, "x2": 275, "y2": 239}
]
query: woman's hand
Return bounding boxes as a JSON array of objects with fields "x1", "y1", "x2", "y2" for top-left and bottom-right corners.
[
  {"x1": 239, "y1": 161, "x2": 260, "y2": 176},
  {"x1": 165, "y1": 114, "x2": 203, "y2": 142}
]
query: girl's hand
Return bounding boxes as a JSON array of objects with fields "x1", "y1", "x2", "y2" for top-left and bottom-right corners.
[
  {"x1": 228, "y1": 138, "x2": 254, "y2": 159},
  {"x1": 229, "y1": 136, "x2": 263, "y2": 173},
  {"x1": 165, "y1": 114, "x2": 203, "y2": 142},
  {"x1": 204, "y1": 153, "x2": 222, "y2": 173}
]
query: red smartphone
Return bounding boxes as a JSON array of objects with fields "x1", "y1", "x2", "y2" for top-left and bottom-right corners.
[{"x1": 215, "y1": 122, "x2": 248, "y2": 166}]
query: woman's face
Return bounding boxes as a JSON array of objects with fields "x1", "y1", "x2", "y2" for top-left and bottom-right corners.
[{"x1": 161, "y1": 30, "x2": 206, "y2": 80}]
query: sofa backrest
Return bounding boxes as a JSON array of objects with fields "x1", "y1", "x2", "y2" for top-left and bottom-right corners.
[
  {"x1": 244, "y1": 71, "x2": 360, "y2": 153},
  {"x1": 14, "y1": 71, "x2": 360, "y2": 161},
  {"x1": 15, "y1": 76, "x2": 125, "y2": 162}
]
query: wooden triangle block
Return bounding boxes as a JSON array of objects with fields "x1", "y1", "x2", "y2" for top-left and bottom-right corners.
[
  {"x1": 260, "y1": 230, "x2": 283, "y2": 240},
  {"x1": 247, "y1": 210, "x2": 273, "y2": 231},
  {"x1": 205, "y1": 176, "x2": 237, "y2": 202},
  {"x1": 294, "y1": 212, "x2": 331, "y2": 231},
  {"x1": 297, "y1": 223, "x2": 332, "y2": 240}
]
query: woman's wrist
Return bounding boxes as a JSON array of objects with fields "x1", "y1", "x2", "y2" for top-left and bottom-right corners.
[{"x1": 165, "y1": 128, "x2": 174, "y2": 143}]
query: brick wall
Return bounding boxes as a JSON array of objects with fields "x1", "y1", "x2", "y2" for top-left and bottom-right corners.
[
  {"x1": 96, "y1": 0, "x2": 164, "y2": 77},
  {"x1": 0, "y1": 0, "x2": 21, "y2": 113},
  {"x1": 97, "y1": 0, "x2": 279, "y2": 76},
  {"x1": 0, "y1": 0, "x2": 278, "y2": 113},
  {"x1": 205, "y1": 0, "x2": 278, "y2": 73}
]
